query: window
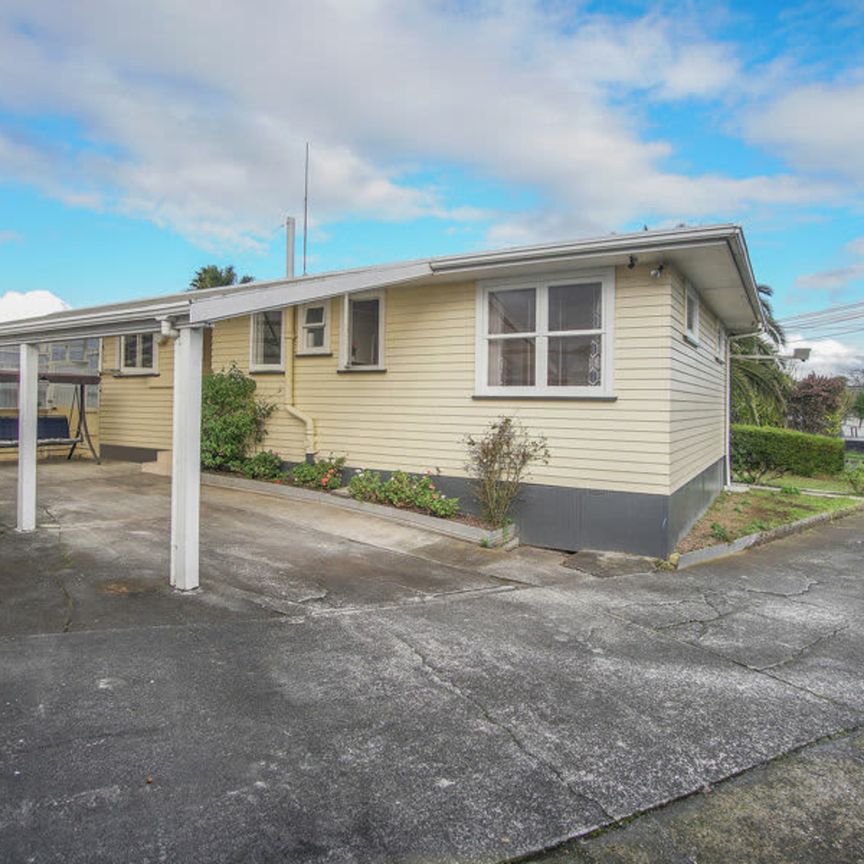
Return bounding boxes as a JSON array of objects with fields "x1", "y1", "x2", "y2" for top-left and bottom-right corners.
[
  {"x1": 685, "y1": 283, "x2": 700, "y2": 345},
  {"x1": 119, "y1": 334, "x2": 156, "y2": 373},
  {"x1": 250, "y1": 310, "x2": 285, "y2": 370},
  {"x1": 297, "y1": 301, "x2": 330, "y2": 355},
  {"x1": 341, "y1": 291, "x2": 385, "y2": 369},
  {"x1": 476, "y1": 270, "x2": 614, "y2": 397}
]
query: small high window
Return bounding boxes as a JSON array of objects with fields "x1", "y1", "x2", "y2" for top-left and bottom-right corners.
[
  {"x1": 120, "y1": 334, "x2": 156, "y2": 373},
  {"x1": 685, "y1": 283, "x2": 700, "y2": 345},
  {"x1": 297, "y1": 301, "x2": 330, "y2": 355},
  {"x1": 250, "y1": 311, "x2": 284, "y2": 371},
  {"x1": 341, "y1": 291, "x2": 385, "y2": 369}
]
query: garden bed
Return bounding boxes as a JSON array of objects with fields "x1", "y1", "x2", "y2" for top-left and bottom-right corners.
[
  {"x1": 201, "y1": 471, "x2": 515, "y2": 548},
  {"x1": 677, "y1": 488, "x2": 862, "y2": 555}
]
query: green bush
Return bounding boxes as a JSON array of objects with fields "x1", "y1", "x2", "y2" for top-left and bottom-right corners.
[
  {"x1": 731, "y1": 424, "x2": 845, "y2": 483},
  {"x1": 348, "y1": 469, "x2": 384, "y2": 503},
  {"x1": 290, "y1": 454, "x2": 346, "y2": 489},
  {"x1": 201, "y1": 365, "x2": 274, "y2": 471},
  {"x1": 845, "y1": 464, "x2": 864, "y2": 495},
  {"x1": 240, "y1": 450, "x2": 285, "y2": 480},
  {"x1": 348, "y1": 469, "x2": 459, "y2": 518}
]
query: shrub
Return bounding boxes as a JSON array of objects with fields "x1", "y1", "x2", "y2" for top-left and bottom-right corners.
[
  {"x1": 731, "y1": 424, "x2": 845, "y2": 483},
  {"x1": 290, "y1": 454, "x2": 346, "y2": 489},
  {"x1": 464, "y1": 417, "x2": 550, "y2": 526},
  {"x1": 348, "y1": 469, "x2": 459, "y2": 518},
  {"x1": 348, "y1": 469, "x2": 384, "y2": 502},
  {"x1": 201, "y1": 365, "x2": 274, "y2": 471},
  {"x1": 788, "y1": 374, "x2": 848, "y2": 436},
  {"x1": 240, "y1": 450, "x2": 285, "y2": 480},
  {"x1": 845, "y1": 464, "x2": 864, "y2": 495}
]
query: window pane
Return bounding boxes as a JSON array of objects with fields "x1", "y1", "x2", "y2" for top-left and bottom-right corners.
[
  {"x1": 488, "y1": 338, "x2": 535, "y2": 386},
  {"x1": 306, "y1": 328, "x2": 325, "y2": 349},
  {"x1": 548, "y1": 335, "x2": 602, "y2": 387},
  {"x1": 304, "y1": 305, "x2": 324, "y2": 325},
  {"x1": 140, "y1": 334, "x2": 154, "y2": 368},
  {"x1": 51, "y1": 345, "x2": 66, "y2": 362},
  {"x1": 686, "y1": 293, "x2": 697, "y2": 332},
  {"x1": 350, "y1": 299, "x2": 379, "y2": 366},
  {"x1": 549, "y1": 283, "x2": 602, "y2": 331},
  {"x1": 256, "y1": 311, "x2": 282, "y2": 365},
  {"x1": 68, "y1": 341, "x2": 85, "y2": 362},
  {"x1": 123, "y1": 336, "x2": 137, "y2": 368},
  {"x1": 488, "y1": 289, "x2": 535, "y2": 334}
]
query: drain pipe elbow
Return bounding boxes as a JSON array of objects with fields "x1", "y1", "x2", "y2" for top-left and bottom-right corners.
[{"x1": 284, "y1": 404, "x2": 316, "y2": 460}]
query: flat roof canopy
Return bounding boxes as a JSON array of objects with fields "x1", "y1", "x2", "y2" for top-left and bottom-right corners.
[{"x1": 0, "y1": 224, "x2": 765, "y2": 346}]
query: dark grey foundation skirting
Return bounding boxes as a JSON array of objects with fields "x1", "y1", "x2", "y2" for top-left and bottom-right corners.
[
  {"x1": 285, "y1": 457, "x2": 726, "y2": 559},
  {"x1": 100, "y1": 444, "x2": 163, "y2": 463}
]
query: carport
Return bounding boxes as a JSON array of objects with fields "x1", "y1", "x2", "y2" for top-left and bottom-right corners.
[{"x1": 0, "y1": 259, "x2": 432, "y2": 591}]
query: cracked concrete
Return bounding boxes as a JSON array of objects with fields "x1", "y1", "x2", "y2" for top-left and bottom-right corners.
[{"x1": 2, "y1": 461, "x2": 864, "y2": 862}]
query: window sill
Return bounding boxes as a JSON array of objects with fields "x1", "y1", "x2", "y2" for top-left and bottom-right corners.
[
  {"x1": 337, "y1": 366, "x2": 387, "y2": 374},
  {"x1": 249, "y1": 367, "x2": 285, "y2": 375},
  {"x1": 113, "y1": 370, "x2": 159, "y2": 378},
  {"x1": 684, "y1": 333, "x2": 700, "y2": 348},
  {"x1": 473, "y1": 393, "x2": 617, "y2": 401},
  {"x1": 296, "y1": 351, "x2": 333, "y2": 358}
]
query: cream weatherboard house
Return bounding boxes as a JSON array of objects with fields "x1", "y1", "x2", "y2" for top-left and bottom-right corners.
[{"x1": 0, "y1": 225, "x2": 765, "y2": 577}]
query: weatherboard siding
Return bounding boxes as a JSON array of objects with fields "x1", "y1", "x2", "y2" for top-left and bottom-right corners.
[
  {"x1": 669, "y1": 269, "x2": 727, "y2": 492},
  {"x1": 98, "y1": 264, "x2": 683, "y2": 494}
]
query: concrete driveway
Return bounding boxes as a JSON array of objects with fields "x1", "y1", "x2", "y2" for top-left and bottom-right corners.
[{"x1": 1, "y1": 462, "x2": 863, "y2": 862}]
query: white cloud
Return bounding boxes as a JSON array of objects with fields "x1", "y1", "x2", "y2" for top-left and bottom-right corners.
[
  {"x1": 0, "y1": 1, "x2": 831, "y2": 250},
  {"x1": 787, "y1": 333, "x2": 864, "y2": 378},
  {"x1": 0, "y1": 229, "x2": 21, "y2": 244},
  {"x1": 795, "y1": 235, "x2": 864, "y2": 296},
  {"x1": 745, "y1": 74, "x2": 864, "y2": 186},
  {"x1": 0, "y1": 290, "x2": 70, "y2": 322}
]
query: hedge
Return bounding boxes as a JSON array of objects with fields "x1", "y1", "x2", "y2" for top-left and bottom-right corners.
[{"x1": 731, "y1": 424, "x2": 845, "y2": 483}]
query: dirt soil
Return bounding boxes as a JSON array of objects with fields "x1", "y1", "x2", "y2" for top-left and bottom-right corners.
[{"x1": 677, "y1": 488, "x2": 860, "y2": 553}]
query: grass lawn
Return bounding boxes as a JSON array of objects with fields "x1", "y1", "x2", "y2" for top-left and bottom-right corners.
[
  {"x1": 677, "y1": 489, "x2": 862, "y2": 554},
  {"x1": 760, "y1": 473, "x2": 862, "y2": 495}
]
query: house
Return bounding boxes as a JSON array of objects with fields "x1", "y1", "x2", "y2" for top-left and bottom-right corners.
[{"x1": 0, "y1": 224, "x2": 765, "y2": 579}]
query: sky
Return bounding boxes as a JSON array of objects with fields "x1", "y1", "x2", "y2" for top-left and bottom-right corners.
[{"x1": 0, "y1": 0, "x2": 863, "y2": 374}]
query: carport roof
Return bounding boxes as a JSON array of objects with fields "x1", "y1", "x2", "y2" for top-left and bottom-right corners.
[{"x1": 0, "y1": 223, "x2": 765, "y2": 346}]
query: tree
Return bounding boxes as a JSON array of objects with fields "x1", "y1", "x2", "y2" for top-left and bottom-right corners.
[
  {"x1": 852, "y1": 390, "x2": 864, "y2": 430},
  {"x1": 189, "y1": 265, "x2": 253, "y2": 291},
  {"x1": 729, "y1": 284, "x2": 793, "y2": 426},
  {"x1": 788, "y1": 373, "x2": 847, "y2": 436}
]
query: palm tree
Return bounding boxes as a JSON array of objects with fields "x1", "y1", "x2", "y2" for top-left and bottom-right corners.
[
  {"x1": 189, "y1": 265, "x2": 254, "y2": 291},
  {"x1": 730, "y1": 284, "x2": 793, "y2": 426}
]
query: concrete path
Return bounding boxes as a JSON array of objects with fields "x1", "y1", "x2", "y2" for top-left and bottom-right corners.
[{"x1": 1, "y1": 462, "x2": 863, "y2": 862}]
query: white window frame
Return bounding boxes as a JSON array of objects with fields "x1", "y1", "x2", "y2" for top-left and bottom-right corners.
[
  {"x1": 339, "y1": 290, "x2": 386, "y2": 370},
  {"x1": 475, "y1": 268, "x2": 615, "y2": 398},
  {"x1": 685, "y1": 282, "x2": 700, "y2": 346},
  {"x1": 118, "y1": 333, "x2": 158, "y2": 375},
  {"x1": 296, "y1": 300, "x2": 331, "y2": 356},
  {"x1": 249, "y1": 310, "x2": 286, "y2": 372}
]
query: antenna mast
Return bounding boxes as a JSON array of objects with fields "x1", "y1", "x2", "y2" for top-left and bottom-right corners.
[{"x1": 303, "y1": 142, "x2": 309, "y2": 276}]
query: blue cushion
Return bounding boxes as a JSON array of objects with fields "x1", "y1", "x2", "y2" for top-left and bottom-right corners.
[{"x1": 0, "y1": 415, "x2": 71, "y2": 441}]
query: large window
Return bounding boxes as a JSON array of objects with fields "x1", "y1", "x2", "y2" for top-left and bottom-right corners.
[
  {"x1": 341, "y1": 291, "x2": 385, "y2": 369},
  {"x1": 250, "y1": 310, "x2": 284, "y2": 371},
  {"x1": 476, "y1": 271, "x2": 614, "y2": 397},
  {"x1": 119, "y1": 334, "x2": 156, "y2": 374},
  {"x1": 297, "y1": 301, "x2": 330, "y2": 355}
]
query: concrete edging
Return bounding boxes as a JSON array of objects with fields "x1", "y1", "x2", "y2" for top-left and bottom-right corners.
[
  {"x1": 200, "y1": 472, "x2": 516, "y2": 548},
  {"x1": 676, "y1": 502, "x2": 864, "y2": 569}
]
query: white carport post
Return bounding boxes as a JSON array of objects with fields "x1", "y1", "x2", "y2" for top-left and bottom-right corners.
[
  {"x1": 16, "y1": 343, "x2": 39, "y2": 532},
  {"x1": 170, "y1": 326, "x2": 204, "y2": 590}
]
